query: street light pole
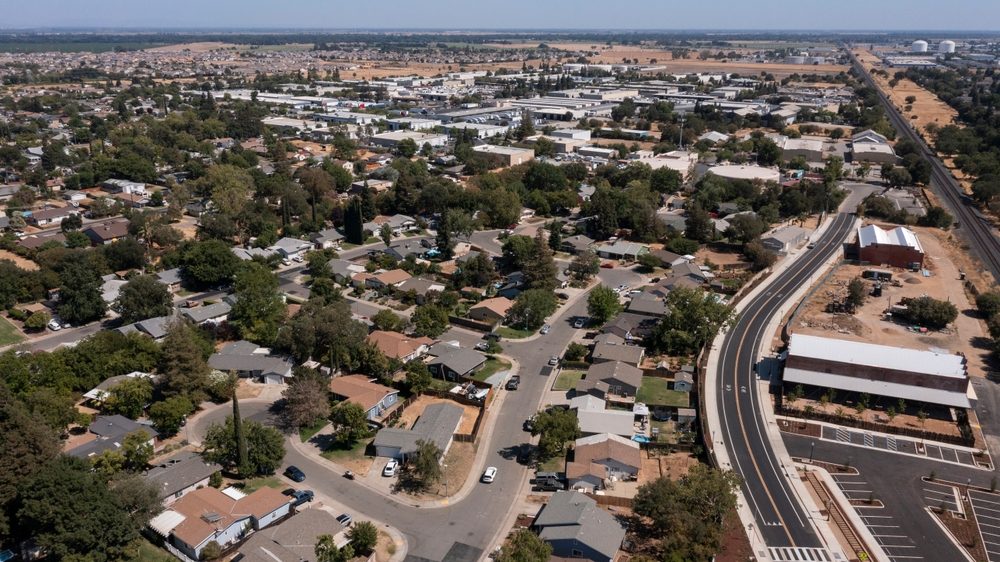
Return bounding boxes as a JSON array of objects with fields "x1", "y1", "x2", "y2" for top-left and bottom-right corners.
[{"x1": 809, "y1": 441, "x2": 815, "y2": 464}]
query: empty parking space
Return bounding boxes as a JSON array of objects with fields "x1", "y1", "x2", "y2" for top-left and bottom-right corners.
[
  {"x1": 922, "y1": 481, "x2": 960, "y2": 512},
  {"x1": 830, "y1": 475, "x2": 923, "y2": 561},
  {"x1": 816, "y1": 425, "x2": 980, "y2": 468},
  {"x1": 970, "y1": 490, "x2": 1000, "y2": 562}
]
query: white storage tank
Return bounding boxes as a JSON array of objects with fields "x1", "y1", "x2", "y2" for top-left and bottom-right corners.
[
  {"x1": 939, "y1": 40, "x2": 956, "y2": 54},
  {"x1": 911, "y1": 40, "x2": 929, "y2": 53},
  {"x1": 786, "y1": 55, "x2": 806, "y2": 64}
]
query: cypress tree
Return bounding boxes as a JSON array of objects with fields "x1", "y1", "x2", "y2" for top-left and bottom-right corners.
[
  {"x1": 233, "y1": 384, "x2": 249, "y2": 475},
  {"x1": 345, "y1": 197, "x2": 364, "y2": 245}
]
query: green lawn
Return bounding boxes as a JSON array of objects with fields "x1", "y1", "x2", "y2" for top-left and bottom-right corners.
[
  {"x1": 299, "y1": 420, "x2": 329, "y2": 442},
  {"x1": 638, "y1": 377, "x2": 691, "y2": 407},
  {"x1": 471, "y1": 358, "x2": 512, "y2": 382},
  {"x1": 495, "y1": 326, "x2": 534, "y2": 339},
  {"x1": 429, "y1": 378, "x2": 456, "y2": 392},
  {"x1": 129, "y1": 538, "x2": 175, "y2": 562},
  {"x1": 552, "y1": 370, "x2": 584, "y2": 391},
  {"x1": 320, "y1": 437, "x2": 372, "y2": 463},
  {"x1": 0, "y1": 316, "x2": 24, "y2": 347},
  {"x1": 538, "y1": 454, "x2": 566, "y2": 473},
  {"x1": 239, "y1": 476, "x2": 286, "y2": 493}
]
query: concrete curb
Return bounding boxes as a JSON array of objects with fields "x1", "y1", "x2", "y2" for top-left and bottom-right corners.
[{"x1": 808, "y1": 464, "x2": 891, "y2": 562}]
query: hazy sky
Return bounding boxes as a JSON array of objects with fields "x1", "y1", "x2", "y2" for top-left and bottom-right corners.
[{"x1": 0, "y1": 0, "x2": 996, "y2": 31}]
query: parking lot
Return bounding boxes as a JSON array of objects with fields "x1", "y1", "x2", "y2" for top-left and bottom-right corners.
[
  {"x1": 820, "y1": 425, "x2": 985, "y2": 469},
  {"x1": 921, "y1": 480, "x2": 961, "y2": 513},
  {"x1": 970, "y1": 490, "x2": 1000, "y2": 562},
  {"x1": 830, "y1": 473, "x2": 924, "y2": 561}
]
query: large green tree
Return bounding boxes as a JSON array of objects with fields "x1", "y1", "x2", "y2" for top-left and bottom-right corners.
[
  {"x1": 344, "y1": 196, "x2": 365, "y2": 245},
  {"x1": 113, "y1": 274, "x2": 172, "y2": 323},
  {"x1": 202, "y1": 415, "x2": 286, "y2": 476},
  {"x1": 531, "y1": 407, "x2": 580, "y2": 459},
  {"x1": 158, "y1": 320, "x2": 212, "y2": 402},
  {"x1": 181, "y1": 239, "x2": 241, "y2": 289},
  {"x1": 648, "y1": 287, "x2": 736, "y2": 356},
  {"x1": 103, "y1": 376, "x2": 153, "y2": 419},
  {"x1": 411, "y1": 303, "x2": 450, "y2": 338},
  {"x1": 329, "y1": 402, "x2": 370, "y2": 445},
  {"x1": 408, "y1": 439, "x2": 443, "y2": 490},
  {"x1": 282, "y1": 373, "x2": 331, "y2": 430},
  {"x1": 229, "y1": 262, "x2": 286, "y2": 346},
  {"x1": 496, "y1": 530, "x2": 552, "y2": 562},
  {"x1": 587, "y1": 285, "x2": 622, "y2": 325},
  {"x1": 149, "y1": 395, "x2": 195, "y2": 436},
  {"x1": 508, "y1": 289, "x2": 558, "y2": 330},
  {"x1": 57, "y1": 261, "x2": 106, "y2": 326}
]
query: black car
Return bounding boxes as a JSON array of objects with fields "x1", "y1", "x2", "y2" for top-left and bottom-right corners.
[
  {"x1": 534, "y1": 478, "x2": 563, "y2": 492},
  {"x1": 284, "y1": 466, "x2": 306, "y2": 482},
  {"x1": 505, "y1": 375, "x2": 521, "y2": 390},
  {"x1": 336, "y1": 513, "x2": 353, "y2": 527},
  {"x1": 290, "y1": 489, "x2": 314, "y2": 507}
]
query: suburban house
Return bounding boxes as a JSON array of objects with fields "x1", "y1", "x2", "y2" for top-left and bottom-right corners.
[
  {"x1": 16, "y1": 231, "x2": 66, "y2": 250},
  {"x1": 570, "y1": 397, "x2": 636, "y2": 438},
  {"x1": 310, "y1": 228, "x2": 345, "y2": 249},
  {"x1": 674, "y1": 369, "x2": 695, "y2": 392},
  {"x1": 157, "y1": 268, "x2": 183, "y2": 292},
  {"x1": 395, "y1": 276, "x2": 446, "y2": 303},
  {"x1": 232, "y1": 246, "x2": 277, "y2": 261},
  {"x1": 82, "y1": 371, "x2": 155, "y2": 407},
  {"x1": 144, "y1": 451, "x2": 221, "y2": 506},
  {"x1": 427, "y1": 347, "x2": 487, "y2": 381},
  {"x1": 595, "y1": 240, "x2": 648, "y2": 261},
  {"x1": 373, "y1": 402, "x2": 464, "y2": 461},
  {"x1": 180, "y1": 301, "x2": 232, "y2": 325},
  {"x1": 67, "y1": 414, "x2": 159, "y2": 459},
  {"x1": 467, "y1": 297, "x2": 513, "y2": 325},
  {"x1": 566, "y1": 433, "x2": 641, "y2": 492},
  {"x1": 649, "y1": 249, "x2": 687, "y2": 268},
  {"x1": 327, "y1": 258, "x2": 366, "y2": 284},
  {"x1": 367, "y1": 330, "x2": 433, "y2": 362},
  {"x1": 269, "y1": 237, "x2": 313, "y2": 259},
  {"x1": 363, "y1": 214, "x2": 418, "y2": 237},
  {"x1": 626, "y1": 293, "x2": 668, "y2": 317},
  {"x1": 102, "y1": 179, "x2": 147, "y2": 196},
  {"x1": 83, "y1": 219, "x2": 130, "y2": 245},
  {"x1": 591, "y1": 334, "x2": 645, "y2": 366},
  {"x1": 561, "y1": 234, "x2": 595, "y2": 255},
  {"x1": 576, "y1": 361, "x2": 643, "y2": 401},
  {"x1": 383, "y1": 239, "x2": 426, "y2": 261},
  {"x1": 602, "y1": 312, "x2": 658, "y2": 342},
  {"x1": 532, "y1": 491, "x2": 626, "y2": 562},
  {"x1": 329, "y1": 375, "x2": 400, "y2": 421},
  {"x1": 235, "y1": 509, "x2": 349, "y2": 562},
  {"x1": 368, "y1": 268, "x2": 412, "y2": 289},
  {"x1": 26, "y1": 205, "x2": 79, "y2": 227},
  {"x1": 208, "y1": 340, "x2": 294, "y2": 384},
  {"x1": 116, "y1": 314, "x2": 173, "y2": 341},
  {"x1": 148, "y1": 486, "x2": 291, "y2": 560}
]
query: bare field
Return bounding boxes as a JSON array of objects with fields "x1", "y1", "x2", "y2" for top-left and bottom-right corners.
[
  {"x1": 144, "y1": 42, "x2": 241, "y2": 53},
  {"x1": 0, "y1": 249, "x2": 38, "y2": 271}
]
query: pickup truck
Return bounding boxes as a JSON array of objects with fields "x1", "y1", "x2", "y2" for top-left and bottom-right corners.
[{"x1": 505, "y1": 375, "x2": 521, "y2": 390}]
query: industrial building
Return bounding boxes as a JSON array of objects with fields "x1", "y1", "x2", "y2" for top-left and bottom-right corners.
[
  {"x1": 371, "y1": 130, "x2": 449, "y2": 149},
  {"x1": 707, "y1": 164, "x2": 781, "y2": 183},
  {"x1": 783, "y1": 334, "x2": 972, "y2": 409},
  {"x1": 857, "y1": 224, "x2": 925, "y2": 268},
  {"x1": 471, "y1": 145, "x2": 535, "y2": 167}
]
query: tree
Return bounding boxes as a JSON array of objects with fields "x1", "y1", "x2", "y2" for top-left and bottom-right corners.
[
  {"x1": 57, "y1": 261, "x2": 105, "y2": 326},
  {"x1": 202, "y1": 541, "x2": 224, "y2": 561},
  {"x1": 496, "y1": 530, "x2": 552, "y2": 562},
  {"x1": 103, "y1": 376, "x2": 153, "y2": 419},
  {"x1": 455, "y1": 252, "x2": 497, "y2": 288},
  {"x1": 379, "y1": 223, "x2": 393, "y2": 247},
  {"x1": 347, "y1": 521, "x2": 379, "y2": 553},
  {"x1": 202, "y1": 415, "x2": 286, "y2": 476},
  {"x1": 531, "y1": 408, "x2": 580, "y2": 459},
  {"x1": 976, "y1": 291, "x2": 1000, "y2": 319},
  {"x1": 567, "y1": 249, "x2": 600, "y2": 283},
  {"x1": 397, "y1": 137, "x2": 418, "y2": 158},
  {"x1": 282, "y1": 374, "x2": 331, "y2": 430},
  {"x1": 344, "y1": 197, "x2": 365, "y2": 245},
  {"x1": 329, "y1": 402, "x2": 370, "y2": 444},
  {"x1": 411, "y1": 303, "x2": 450, "y2": 337},
  {"x1": 102, "y1": 238, "x2": 146, "y2": 271},
  {"x1": 565, "y1": 342, "x2": 588, "y2": 362},
  {"x1": 113, "y1": 275, "x2": 172, "y2": 323},
  {"x1": 298, "y1": 167, "x2": 334, "y2": 223},
  {"x1": 108, "y1": 473, "x2": 162, "y2": 527},
  {"x1": 685, "y1": 205, "x2": 715, "y2": 243},
  {"x1": 648, "y1": 287, "x2": 737, "y2": 356},
  {"x1": 436, "y1": 209, "x2": 474, "y2": 260},
  {"x1": 509, "y1": 289, "x2": 558, "y2": 330},
  {"x1": 547, "y1": 221, "x2": 563, "y2": 252},
  {"x1": 149, "y1": 396, "x2": 194, "y2": 436},
  {"x1": 159, "y1": 320, "x2": 212, "y2": 402},
  {"x1": 372, "y1": 309, "x2": 406, "y2": 332},
  {"x1": 918, "y1": 206, "x2": 953, "y2": 229},
  {"x1": 479, "y1": 187, "x2": 521, "y2": 228},
  {"x1": 24, "y1": 310, "x2": 50, "y2": 331},
  {"x1": 725, "y1": 214, "x2": 768, "y2": 245},
  {"x1": 229, "y1": 262, "x2": 286, "y2": 346},
  {"x1": 16, "y1": 456, "x2": 140, "y2": 561},
  {"x1": 743, "y1": 239, "x2": 776, "y2": 272},
  {"x1": 900, "y1": 296, "x2": 958, "y2": 330},
  {"x1": 121, "y1": 430, "x2": 154, "y2": 471},
  {"x1": 409, "y1": 438, "x2": 443, "y2": 490},
  {"x1": 846, "y1": 278, "x2": 868, "y2": 311},
  {"x1": 316, "y1": 534, "x2": 354, "y2": 562},
  {"x1": 588, "y1": 285, "x2": 622, "y2": 325},
  {"x1": 182, "y1": 239, "x2": 241, "y2": 289},
  {"x1": 405, "y1": 361, "x2": 432, "y2": 394},
  {"x1": 524, "y1": 230, "x2": 558, "y2": 291},
  {"x1": 650, "y1": 167, "x2": 683, "y2": 194}
]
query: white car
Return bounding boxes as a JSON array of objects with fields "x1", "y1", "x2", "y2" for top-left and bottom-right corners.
[
  {"x1": 482, "y1": 466, "x2": 497, "y2": 483},
  {"x1": 573, "y1": 318, "x2": 586, "y2": 329},
  {"x1": 540, "y1": 324, "x2": 550, "y2": 335},
  {"x1": 382, "y1": 459, "x2": 399, "y2": 477},
  {"x1": 47, "y1": 319, "x2": 62, "y2": 331}
]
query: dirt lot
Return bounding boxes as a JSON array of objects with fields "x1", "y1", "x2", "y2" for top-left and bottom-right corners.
[
  {"x1": 639, "y1": 450, "x2": 700, "y2": 485},
  {"x1": 0, "y1": 249, "x2": 38, "y2": 270},
  {"x1": 396, "y1": 395, "x2": 480, "y2": 435},
  {"x1": 854, "y1": 49, "x2": 960, "y2": 137},
  {"x1": 144, "y1": 42, "x2": 242, "y2": 53},
  {"x1": 793, "y1": 222, "x2": 990, "y2": 378}
]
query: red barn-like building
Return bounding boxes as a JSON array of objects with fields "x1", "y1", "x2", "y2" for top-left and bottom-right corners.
[{"x1": 857, "y1": 224, "x2": 924, "y2": 269}]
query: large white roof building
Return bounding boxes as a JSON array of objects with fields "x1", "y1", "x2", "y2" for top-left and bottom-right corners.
[{"x1": 857, "y1": 224, "x2": 923, "y2": 253}]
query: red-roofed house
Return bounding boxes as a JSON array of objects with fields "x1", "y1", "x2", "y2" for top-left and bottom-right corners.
[
  {"x1": 367, "y1": 330, "x2": 434, "y2": 362},
  {"x1": 329, "y1": 375, "x2": 400, "y2": 420}
]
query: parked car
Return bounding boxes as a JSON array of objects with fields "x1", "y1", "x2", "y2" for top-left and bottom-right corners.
[
  {"x1": 505, "y1": 375, "x2": 521, "y2": 390},
  {"x1": 47, "y1": 318, "x2": 62, "y2": 331},
  {"x1": 523, "y1": 416, "x2": 535, "y2": 432},
  {"x1": 336, "y1": 513, "x2": 353, "y2": 527},
  {"x1": 290, "y1": 489, "x2": 314, "y2": 507},
  {"x1": 482, "y1": 466, "x2": 498, "y2": 483},
  {"x1": 534, "y1": 478, "x2": 563, "y2": 492},
  {"x1": 283, "y1": 466, "x2": 306, "y2": 482},
  {"x1": 382, "y1": 459, "x2": 399, "y2": 477},
  {"x1": 483, "y1": 332, "x2": 501, "y2": 342},
  {"x1": 474, "y1": 342, "x2": 490, "y2": 351},
  {"x1": 600, "y1": 262, "x2": 614, "y2": 269},
  {"x1": 572, "y1": 317, "x2": 587, "y2": 329},
  {"x1": 548, "y1": 355, "x2": 559, "y2": 366},
  {"x1": 540, "y1": 324, "x2": 550, "y2": 335}
]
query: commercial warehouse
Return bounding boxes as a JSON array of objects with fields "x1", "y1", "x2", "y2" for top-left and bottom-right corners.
[
  {"x1": 857, "y1": 224, "x2": 925, "y2": 268},
  {"x1": 783, "y1": 334, "x2": 973, "y2": 409}
]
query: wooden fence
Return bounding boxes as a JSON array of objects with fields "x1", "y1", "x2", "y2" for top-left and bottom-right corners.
[
  {"x1": 584, "y1": 492, "x2": 633, "y2": 509},
  {"x1": 447, "y1": 316, "x2": 494, "y2": 332}
]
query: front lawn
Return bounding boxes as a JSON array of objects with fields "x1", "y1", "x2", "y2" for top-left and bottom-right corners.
[
  {"x1": 538, "y1": 453, "x2": 566, "y2": 474},
  {"x1": 299, "y1": 419, "x2": 328, "y2": 442},
  {"x1": 552, "y1": 370, "x2": 584, "y2": 391},
  {"x1": 239, "y1": 476, "x2": 285, "y2": 493},
  {"x1": 496, "y1": 326, "x2": 534, "y2": 339},
  {"x1": 129, "y1": 538, "x2": 175, "y2": 562},
  {"x1": 320, "y1": 437, "x2": 372, "y2": 463},
  {"x1": 638, "y1": 377, "x2": 691, "y2": 408},
  {"x1": 0, "y1": 316, "x2": 24, "y2": 347},
  {"x1": 471, "y1": 358, "x2": 512, "y2": 382}
]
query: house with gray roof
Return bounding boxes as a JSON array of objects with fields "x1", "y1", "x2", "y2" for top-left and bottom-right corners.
[
  {"x1": 428, "y1": 348, "x2": 487, "y2": 381},
  {"x1": 269, "y1": 237, "x2": 313, "y2": 258},
  {"x1": 595, "y1": 240, "x2": 648, "y2": 262},
  {"x1": 232, "y1": 246, "x2": 277, "y2": 261},
  {"x1": 591, "y1": 335, "x2": 644, "y2": 366},
  {"x1": 626, "y1": 292, "x2": 668, "y2": 317},
  {"x1": 327, "y1": 258, "x2": 366, "y2": 284},
  {"x1": 208, "y1": 340, "x2": 294, "y2": 384},
  {"x1": 310, "y1": 228, "x2": 345, "y2": 249},
  {"x1": 383, "y1": 240, "x2": 426, "y2": 261},
  {"x1": 561, "y1": 234, "x2": 595, "y2": 255},
  {"x1": 602, "y1": 311, "x2": 657, "y2": 342},
  {"x1": 180, "y1": 301, "x2": 232, "y2": 325},
  {"x1": 533, "y1": 491, "x2": 626, "y2": 562},
  {"x1": 144, "y1": 451, "x2": 220, "y2": 506},
  {"x1": 235, "y1": 509, "x2": 348, "y2": 562},
  {"x1": 373, "y1": 402, "x2": 463, "y2": 461},
  {"x1": 577, "y1": 361, "x2": 643, "y2": 400},
  {"x1": 67, "y1": 415, "x2": 158, "y2": 459},
  {"x1": 156, "y1": 268, "x2": 183, "y2": 292}
]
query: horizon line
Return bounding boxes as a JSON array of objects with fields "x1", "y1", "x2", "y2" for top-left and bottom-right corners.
[{"x1": 0, "y1": 27, "x2": 996, "y2": 34}]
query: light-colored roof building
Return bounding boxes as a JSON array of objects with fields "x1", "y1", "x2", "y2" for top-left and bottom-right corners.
[
  {"x1": 857, "y1": 224, "x2": 923, "y2": 253},
  {"x1": 708, "y1": 164, "x2": 781, "y2": 183}
]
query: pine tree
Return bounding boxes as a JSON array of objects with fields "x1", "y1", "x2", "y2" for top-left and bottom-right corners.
[
  {"x1": 345, "y1": 197, "x2": 364, "y2": 245},
  {"x1": 547, "y1": 221, "x2": 562, "y2": 252},
  {"x1": 233, "y1": 386, "x2": 249, "y2": 475},
  {"x1": 525, "y1": 230, "x2": 558, "y2": 291}
]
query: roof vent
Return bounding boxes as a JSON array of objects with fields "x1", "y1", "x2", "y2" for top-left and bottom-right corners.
[{"x1": 202, "y1": 512, "x2": 222, "y2": 523}]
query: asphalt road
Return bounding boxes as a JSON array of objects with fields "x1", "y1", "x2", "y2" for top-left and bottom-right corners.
[
  {"x1": 715, "y1": 211, "x2": 857, "y2": 548},
  {"x1": 848, "y1": 49, "x2": 1000, "y2": 280}
]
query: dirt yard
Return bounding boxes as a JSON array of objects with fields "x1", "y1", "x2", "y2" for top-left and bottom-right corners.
[
  {"x1": 0, "y1": 249, "x2": 38, "y2": 270},
  {"x1": 639, "y1": 450, "x2": 700, "y2": 485},
  {"x1": 793, "y1": 223, "x2": 990, "y2": 378},
  {"x1": 396, "y1": 395, "x2": 480, "y2": 435}
]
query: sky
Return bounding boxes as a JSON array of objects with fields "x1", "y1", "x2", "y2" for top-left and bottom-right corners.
[{"x1": 0, "y1": 0, "x2": 997, "y2": 31}]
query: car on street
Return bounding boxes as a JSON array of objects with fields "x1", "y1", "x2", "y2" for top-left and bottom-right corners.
[
  {"x1": 483, "y1": 332, "x2": 501, "y2": 341},
  {"x1": 47, "y1": 318, "x2": 62, "y2": 331},
  {"x1": 505, "y1": 375, "x2": 521, "y2": 390},
  {"x1": 600, "y1": 262, "x2": 614, "y2": 269},
  {"x1": 572, "y1": 317, "x2": 586, "y2": 329},
  {"x1": 617, "y1": 284, "x2": 628, "y2": 293},
  {"x1": 290, "y1": 489, "x2": 314, "y2": 507},
  {"x1": 482, "y1": 466, "x2": 497, "y2": 483},
  {"x1": 540, "y1": 324, "x2": 550, "y2": 335},
  {"x1": 283, "y1": 466, "x2": 306, "y2": 482},
  {"x1": 807, "y1": 242, "x2": 816, "y2": 249},
  {"x1": 382, "y1": 459, "x2": 399, "y2": 477},
  {"x1": 336, "y1": 513, "x2": 353, "y2": 527},
  {"x1": 474, "y1": 342, "x2": 490, "y2": 351},
  {"x1": 523, "y1": 416, "x2": 535, "y2": 432},
  {"x1": 548, "y1": 355, "x2": 559, "y2": 366}
]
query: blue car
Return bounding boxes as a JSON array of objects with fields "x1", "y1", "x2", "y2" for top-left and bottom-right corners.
[{"x1": 283, "y1": 466, "x2": 306, "y2": 482}]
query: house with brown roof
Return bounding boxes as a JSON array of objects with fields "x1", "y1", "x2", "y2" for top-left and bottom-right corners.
[
  {"x1": 83, "y1": 218, "x2": 130, "y2": 245},
  {"x1": 467, "y1": 297, "x2": 514, "y2": 325},
  {"x1": 366, "y1": 331, "x2": 433, "y2": 362},
  {"x1": 367, "y1": 269, "x2": 412, "y2": 289},
  {"x1": 591, "y1": 334, "x2": 645, "y2": 366},
  {"x1": 329, "y1": 375, "x2": 400, "y2": 420},
  {"x1": 566, "y1": 433, "x2": 641, "y2": 493},
  {"x1": 576, "y1": 361, "x2": 643, "y2": 401},
  {"x1": 147, "y1": 486, "x2": 291, "y2": 560}
]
